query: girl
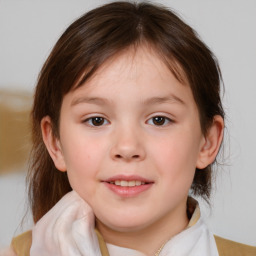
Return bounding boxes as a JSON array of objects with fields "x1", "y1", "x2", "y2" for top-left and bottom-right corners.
[{"x1": 9, "y1": 1, "x2": 256, "y2": 255}]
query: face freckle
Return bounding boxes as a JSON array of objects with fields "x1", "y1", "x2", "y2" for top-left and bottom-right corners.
[{"x1": 56, "y1": 46, "x2": 205, "y2": 236}]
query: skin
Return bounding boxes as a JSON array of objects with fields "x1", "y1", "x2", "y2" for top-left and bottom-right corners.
[{"x1": 42, "y1": 46, "x2": 224, "y2": 255}]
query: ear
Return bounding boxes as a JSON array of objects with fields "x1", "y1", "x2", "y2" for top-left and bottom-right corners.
[
  {"x1": 41, "y1": 116, "x2": 67, "y2": 172},
  {"x1": 196, "y1": 115, "x2": 224, "y2": 169}
]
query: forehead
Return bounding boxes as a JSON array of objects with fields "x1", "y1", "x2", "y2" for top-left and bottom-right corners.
[
  {"x1": 74, "y1": 44, "x2": 188, "y2": 90},
  {"x1": 93, "y1": 47, "x2": 168, "y2": 85},
  {"x1": 64, "y1": 45, "x2": 195, "y2": 109}
]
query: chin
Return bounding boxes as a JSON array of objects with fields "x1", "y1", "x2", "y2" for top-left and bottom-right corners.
[{"x1": 96, "y1": 213, "x2": 154, "y2": 233}]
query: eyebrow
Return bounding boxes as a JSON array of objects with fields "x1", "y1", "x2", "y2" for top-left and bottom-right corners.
[
  {"x1": 143, "y1": 95, "x2": 185, "y2": 106},
  {"x1": 71, "y1": 97, "x2": 111, "y2": 106},
  {"x1": 71, "y1": 94, "x2": 185, "y2": 107}
]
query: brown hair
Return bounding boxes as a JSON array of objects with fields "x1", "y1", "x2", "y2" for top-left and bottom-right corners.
[{"x1": 28, "y1": 1, "x2": 224, "y2": 222}]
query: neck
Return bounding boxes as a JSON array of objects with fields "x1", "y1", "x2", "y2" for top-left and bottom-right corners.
[{"x1": 96, "y1": 200, "x2": 189, "y2": 255}]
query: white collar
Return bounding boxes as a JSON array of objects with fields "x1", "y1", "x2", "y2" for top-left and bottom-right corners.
[
  {"x1": 106, "y1": 243, "x2": 146, "y2": 256},
  {"x1": 30, "y1": 191, "x2": 219, "y2": 256},
  {"x1": 106, "y1": 200, "x2": 218, "y2": 256}
]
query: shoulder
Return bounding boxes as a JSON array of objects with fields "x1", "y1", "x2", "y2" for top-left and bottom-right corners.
[
  {"x1": 214, "y1": 235, "x2": 256, "y2": 256},
  {"x1": 0, "y1": 247, "x2": 17, "y2": 256},
  {"x1": 10, "y1": 229, "x2": 110, "y2": 256},
  {"x1": 11, "y1": 230, "x2": 32, "y2": 256}
]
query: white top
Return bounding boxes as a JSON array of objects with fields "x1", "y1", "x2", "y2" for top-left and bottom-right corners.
[
  {"x1": 106, "y1": 243, "x2": 146, "y2": 256},
  {"x1": 29, "y1": 191, "x2": 219, "y2": 256}
]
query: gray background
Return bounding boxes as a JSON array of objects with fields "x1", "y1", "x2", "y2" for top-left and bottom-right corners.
[{"x1": 0, "y1": 0, "x2": 255, "y2": 248}]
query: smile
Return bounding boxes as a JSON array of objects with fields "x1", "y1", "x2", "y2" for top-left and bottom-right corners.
[
  {"x1": 103, "y1": 175, "x2": 154, "y2": 197},
  {"x1": 108, "y1": 180, "x2": 146, "y2": 187}
]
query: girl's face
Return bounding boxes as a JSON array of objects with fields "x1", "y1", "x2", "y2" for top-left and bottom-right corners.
[{"x1": 46, "y1": 46, "x2": 211, "y2": 236}]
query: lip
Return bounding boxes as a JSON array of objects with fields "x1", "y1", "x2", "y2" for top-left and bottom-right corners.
[
  {"x1": 102, "y1": 175, "x2": 154, "y2": 198},
  {"x1": 104, "y1": 175, "x2": 153, "y2": 183}
]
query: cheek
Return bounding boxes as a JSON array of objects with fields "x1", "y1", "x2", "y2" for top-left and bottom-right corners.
[
  {"x1": 150, "y1": 134, "x2": 199, "y2": 181},
  {"x1": 63, "y1": 133, "x2": 106, "y2": 168},
  {"x1": 61, "y1": 139, "x2": 106, "y2": 194}
]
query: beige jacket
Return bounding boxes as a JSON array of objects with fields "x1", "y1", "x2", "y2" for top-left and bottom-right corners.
[
  {"x1": 10, "y1": 229, "x2": 256, "y2": 256},
  {"x1": 10, "y1": 198, "x2": 256, "y2": 256}
]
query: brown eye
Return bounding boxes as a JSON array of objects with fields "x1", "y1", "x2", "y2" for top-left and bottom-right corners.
[
  {"x1": 147, "y1": 116, "x2": 171, "y2": 126},
  {"x1": 153, "y1": 116, "x2": 166, "y2": 125},
  {"x1": 85, "y1": 117, "x2": 109, "y2": 126},
  {"x1": 92, "y1": 117, "x2": 104, "y2": 126}
]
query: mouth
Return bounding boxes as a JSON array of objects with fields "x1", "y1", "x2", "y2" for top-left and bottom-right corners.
[
  {"x1": 103, "y1": 175, "x2": 154, "y2": 197},
  {"x1": 108, "y1": 180, "x2": 147, "y2": 187}
]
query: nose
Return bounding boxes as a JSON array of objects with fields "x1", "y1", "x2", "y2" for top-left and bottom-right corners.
[{"x1": 110, "y1": 126, "x2": 146, "y2": 162}]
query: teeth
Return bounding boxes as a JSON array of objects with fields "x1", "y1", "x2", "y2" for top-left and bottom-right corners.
[
  {"x1": 112, "y1": 180, "x2": 146, "y2": 187},
  {"x1": 120, "y1": 180, "x2": 128, "y2": 186},
  {"x1": 135, "y1": 181, "x2": 141, "y2": 186}
]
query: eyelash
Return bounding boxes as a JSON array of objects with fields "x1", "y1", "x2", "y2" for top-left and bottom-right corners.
[
  {"x1": 83, "y1": 116, "x2": 173, "y2": 127},
  {"x1": 83, "y1": 117, "x2": 110, "y2": 127},
  {"x1": 147, "y1": 116, "x2": 173, "y2": 126}
]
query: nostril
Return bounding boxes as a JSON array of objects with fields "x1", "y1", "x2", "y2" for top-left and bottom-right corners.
[{"x1": 114, "y1": 154, "x2": 140, "y2": 159}]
